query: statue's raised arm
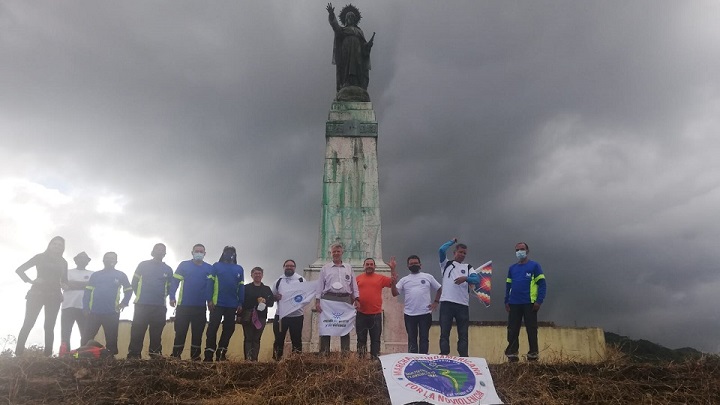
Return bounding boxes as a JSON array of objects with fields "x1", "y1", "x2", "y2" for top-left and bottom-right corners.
[{"x1": 327, "y1": 3, "x2": 373, "y2": 101}]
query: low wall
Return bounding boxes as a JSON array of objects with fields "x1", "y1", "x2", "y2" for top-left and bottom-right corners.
[{"x1": 102, "y1": 319, "x2": 605, "y2": 363}]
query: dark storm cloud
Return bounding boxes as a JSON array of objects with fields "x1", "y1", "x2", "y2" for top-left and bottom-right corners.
[{"x1": 2, "y1": 1, "x2": 720, "y2": 351}]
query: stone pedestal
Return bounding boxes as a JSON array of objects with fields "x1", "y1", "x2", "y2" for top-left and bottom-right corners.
[{"x1": 301, "y1": 101, "x2": 407, "y2": 354}]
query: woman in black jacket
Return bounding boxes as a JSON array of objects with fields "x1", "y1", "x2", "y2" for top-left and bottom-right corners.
[
  {"x1": 15, "y1": 236, "x2": 68, "y2": 356},
  {"x1": 241, "y1": 267, "x2": 275, "y2": 361}
]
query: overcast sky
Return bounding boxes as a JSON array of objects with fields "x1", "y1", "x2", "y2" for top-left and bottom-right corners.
[{"x1": 1, "y1": 1, "x2": 719, "y2": 353}]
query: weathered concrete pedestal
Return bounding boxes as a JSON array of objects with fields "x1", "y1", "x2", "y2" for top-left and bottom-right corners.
[{"x1": 301, "y1": 99, "x2": 407, "y2": 354}]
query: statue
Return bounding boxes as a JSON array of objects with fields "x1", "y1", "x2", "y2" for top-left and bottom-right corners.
[{"x1": 327, "y1": 3, "x2": 375, "y2": 100}]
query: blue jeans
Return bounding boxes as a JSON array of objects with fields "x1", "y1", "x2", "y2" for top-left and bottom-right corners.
[
  {"x1": 439, "y1": 301, "x2": 469, "y2": 356},
  {"x1": 404, "y1": 313, "x2": 432, "y2": 354}
]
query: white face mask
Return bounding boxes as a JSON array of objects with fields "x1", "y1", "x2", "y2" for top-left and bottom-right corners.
[
  {"x1": 257, "y1": 302, "x2": 266, "y2": 311},
  {"x1": 193, "y1": 252, "x2": 205, "y2": 261},
  {"x1": 515, "y1": 250, "x2": 527, "y2": 260}
]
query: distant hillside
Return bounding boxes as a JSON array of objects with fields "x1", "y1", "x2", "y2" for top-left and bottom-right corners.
[{"x1": 605, "y1": 331, "x2": 704, "y2": 363}]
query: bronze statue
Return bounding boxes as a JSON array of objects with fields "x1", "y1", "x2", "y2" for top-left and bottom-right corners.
[{"x1": 327, "y1": 3, "x2": 375, "y2": 95}]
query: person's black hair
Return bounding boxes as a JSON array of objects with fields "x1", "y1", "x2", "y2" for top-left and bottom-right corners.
[
  {"x1": 193, "y1": 243, "x2": 205, "y2": 250},
  {"x1": 220, "y1": 246, "x2": 237, "y2": 264},
  {"x1": 363, "y1": 257, "x2": 375, "y2": 265},
  {"x1": 407, "y1": 255, "x2": 421, "y2": 264},
  {"x1": 283, "y1": 259, "x2": 296, "y2": 267}
]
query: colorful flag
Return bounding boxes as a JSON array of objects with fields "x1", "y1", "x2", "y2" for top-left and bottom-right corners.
[
  {"x1": 277, "y1": 280, "x2": 318, "y2": 319},
  {"x1": 379, "y1": 353, "x2": 503, "y2": 405},
  {"x1": 318, "y1": 299, "x2": 356, "y2": 336},
  {"x1": 473, "y1": 260, "x2": 492, "y2": 307}
]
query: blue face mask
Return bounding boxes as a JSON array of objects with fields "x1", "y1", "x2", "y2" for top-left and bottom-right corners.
[
  {"x1": 193, "y1": 252, "x2": 205, "y2": 261},
  {"x1": 515, "y1": 250, "x2": 527, "y2": 260}
]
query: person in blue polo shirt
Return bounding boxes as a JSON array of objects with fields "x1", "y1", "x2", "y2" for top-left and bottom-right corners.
[
  {"x1": 127, "y1": 243, "x2": 173, "y2": 359},
  {"x1": 169, "y1": 243, "x2": 213, "y2": 360},
  {"x1": 204, "y1": 246, "x2": 244, "y2": 362},
  {"x1": 83, "y1": 252, "x2": 132, "y2": 355},
  {"x1": 504, "y1": 242, "x2": 547, "y2": 362}
]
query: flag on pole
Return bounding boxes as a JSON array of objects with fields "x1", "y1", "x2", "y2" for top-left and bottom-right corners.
[
  {"x1": 473, "y1": 260, "x2": 492, "y2": 307},
  {"x1": 277, "y1": 280, "x2": 318, "y2": 319}
]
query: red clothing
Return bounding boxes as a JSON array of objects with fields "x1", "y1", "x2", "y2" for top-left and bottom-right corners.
[{"x1": 356, "y1": 272, "x2": 392, "y2": 315}]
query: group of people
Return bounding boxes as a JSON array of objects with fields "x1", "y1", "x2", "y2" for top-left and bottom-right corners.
[
  {"x1": 14, "y1": 236, "x2": 547, "y2": 362},
  {"x1": 14, "y1": 239, "x2": 273, "y2": 361}
]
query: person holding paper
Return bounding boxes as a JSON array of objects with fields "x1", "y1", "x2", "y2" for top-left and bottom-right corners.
[
  {"x1": 315, "y1": 243, "x2": 359, "y2": 355},
  {"x1": 271, "y1": 259, "x2": 306, "y2": 360},
  {"x1": 241, "y1": 267, "x2": 274, "y2": 361}
]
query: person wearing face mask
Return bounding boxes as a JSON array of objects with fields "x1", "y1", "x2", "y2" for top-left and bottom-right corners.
[
  {"x1": 127, "y1": 243, "x2": 174, "y2": 359},
  {"x1": 241, "y1": 267, "x2": 274, "y2": 361},
  {"x1": 168, "y1": 244, "x2": 213, "y2": 360},
  {"x1": 396, "y1": 255, "x2": 442, "y2": 354},
  {"x1": 204, "y1": 246, "x2": 244, "y2": 362},
  {"x1": 438, "y1": 238, "x2": 478, "y2": 357},
  {"x1": 82, "y1": 252, "x2": 132, "y2": 355},
  {"x1": 15, "y1": 236, "x2": 69, "y2": 356},
  {"x1": 271, "y1": 259, "x2": 306, "y2": 360},
  {"x1": 355, "y1": 257, "x2": 398, "y2": 359},
  {"x1": 504, "y1": 242, "x2": 546, "y2": 362}
]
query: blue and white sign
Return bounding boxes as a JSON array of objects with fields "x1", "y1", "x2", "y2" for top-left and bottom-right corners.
[{"x1": 380, "y1": 353, "x2": 503, "y2": 404}]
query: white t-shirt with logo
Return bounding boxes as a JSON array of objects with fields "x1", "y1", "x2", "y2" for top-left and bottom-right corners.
[
  {"x1": 62, "y1": 268, "x2": 94, "y2": 309},
  {"x1": 396, "y1": 272, "x2": 442, "y2": 316},
  {"x1": 439, "y1": 259, "x2": 476, "y2": 306}
]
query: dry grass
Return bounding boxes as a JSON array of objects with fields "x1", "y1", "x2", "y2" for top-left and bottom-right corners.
[{"x1": 1, "y1": 352, "x2": 720, "y2": 404}]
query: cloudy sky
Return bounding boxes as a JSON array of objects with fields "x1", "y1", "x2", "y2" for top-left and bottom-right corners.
[{"x1": 1, "y1": 1, "x2": 719, "y2": 353}]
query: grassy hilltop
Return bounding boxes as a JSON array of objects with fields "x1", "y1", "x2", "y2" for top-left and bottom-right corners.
[{"x1": 0, "y1": 334, "x2": 718, "y2": 404}]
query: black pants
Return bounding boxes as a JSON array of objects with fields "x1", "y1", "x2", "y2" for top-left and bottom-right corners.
[
  {"x1": 439, "y1": 301, "x2": 470, "y2": 357},
  {"x1": 505, "y1": 303, "x2": 539, "y2": 360},
  {"x1": 127, "y1": 304, "x2": 166, "y2": 358},
  {"x1": 205, "y1": 306, "x2": 236, "y2": 360},
  {"x1": 16, "y1": 293, "x2": 61, "y2": 356},
  {"x1": 272, "y1": 315, "x2": 303, "y2": 360},
  {"x1": 242, "y1": 320, "x2": 267, "y2": 361},
  {"x1": 404, "y1": 313, "x2": 432, "y2": 354},
  {"x1": 60, "y1": 307, "x2": 86, "y2": 347},
  {"x1": 172, "y1": 306, "x2": 207, "y2": 360},
  {"x1": 356, "y1": 312, "x2": 382, "y2": 358},
  {"x1": 319, "y1": 334, "x2": 350, "y2": 354},
  {"x1": 85, "y1": 312, "x2": 120, "y2": 354}
]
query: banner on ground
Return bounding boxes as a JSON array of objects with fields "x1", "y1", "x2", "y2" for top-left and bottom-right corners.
[
  {"x1": 379, "y1": 353, "x2": 503, "y2": 405},
  {"x1": 318, "y1": 299, "x2": 356, "y2": 336},
  {"x1": 277, "y1": 280, "x2": 318, "y2": 319},
  {"x1": 473, "y1": 260, "x2": 493, "y2": 307}
]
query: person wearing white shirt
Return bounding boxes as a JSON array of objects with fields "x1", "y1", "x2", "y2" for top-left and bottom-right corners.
[
  {"x1": 395, "y1": 255, "x2": 441, "y2": 354},
  {"x1": 314, "y1": 243, "x2": 359, "y2": 355},
  {"x1": 438, "y1": 238, "x2": 477, "y2": 357},
  {"x1": 60, "y1": 252, "x2": 93, "y2": 355},
  {"x1": 271, "y1": 259, "x2": 305, "y2": 360}
]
